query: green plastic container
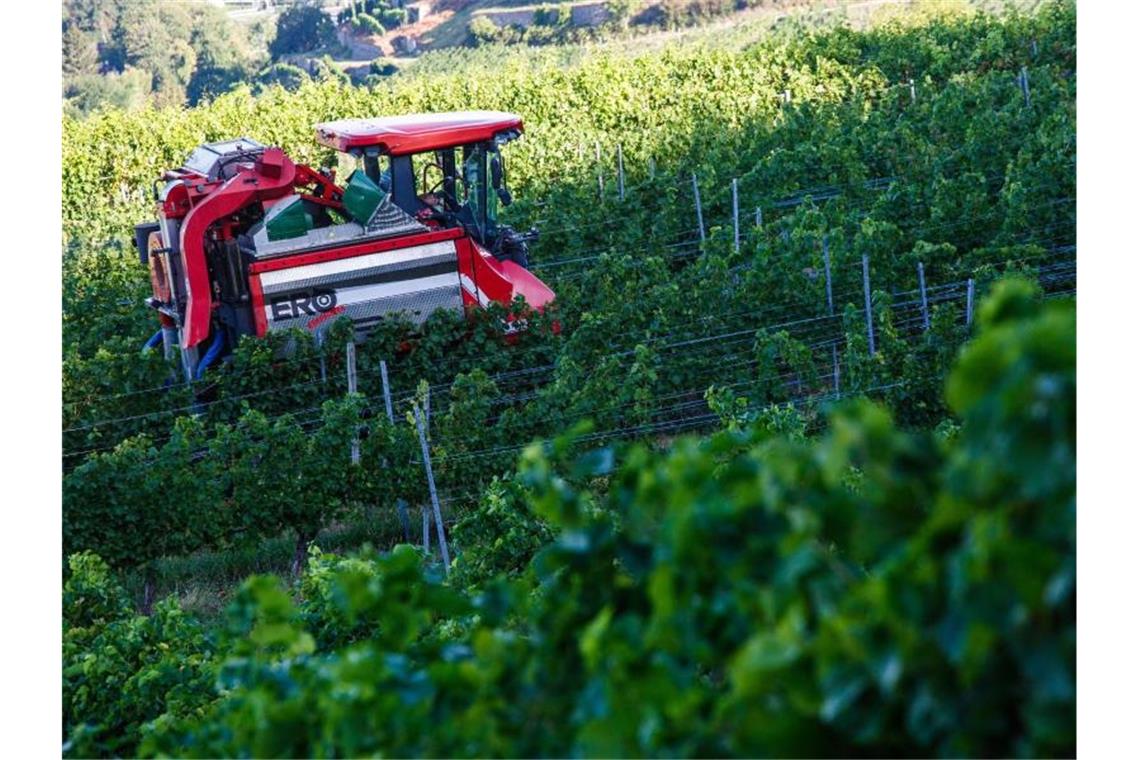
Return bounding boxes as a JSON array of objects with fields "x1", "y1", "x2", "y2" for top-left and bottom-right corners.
[
  {"x1": 266, "y1": 195, "x2": 313, "y2": 241},
  {"x1": 343, "y1": 169, "x2": 384, "y2": 225}
]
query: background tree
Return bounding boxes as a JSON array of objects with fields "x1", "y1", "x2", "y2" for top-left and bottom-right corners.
[
  {"x1": 63, "y1": 0, "x2": 261, "y2": 113},
  {"x1": 270, "y1": 3, "x2": 338, "y2": 59},
  {"x1": 62, "y1": 23, "x2": 98, "y2": 78},
  {"x1": 186, "y1": 5, "x2": 259, "y2": 104},
  {"x1": 63, "y1": 68, "x2": 151, "y2": 117}
]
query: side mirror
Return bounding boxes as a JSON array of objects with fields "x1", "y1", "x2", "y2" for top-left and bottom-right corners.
[
  {"x1": 490, "y1": 153, "x2": 511, "y2": 205},
  {"x1": 490, "y1": 153, "x2": 503, "y2": 190}
]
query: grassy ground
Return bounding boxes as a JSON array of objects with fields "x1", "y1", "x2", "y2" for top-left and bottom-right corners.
[{"x1": 121, "y1": 508, "x2": 414, "y2": 622}]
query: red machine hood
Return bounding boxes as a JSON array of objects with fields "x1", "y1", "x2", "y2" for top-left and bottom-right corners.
[{"x1": 315, "y1": 111, "x2": 523, "y2": 155}]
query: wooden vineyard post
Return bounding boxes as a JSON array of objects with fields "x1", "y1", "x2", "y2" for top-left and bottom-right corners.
[
  {"x1": 692, "y1": 173, "x2": 705, "y2": 243},
  {"x1": 917, "y1": 262, "x2": 930, "y2": 331},
  {"x1": 862, "y1": 254, "x2": 876, "y2": 356},
  {"x1": 414, "y1": 403, "x2": 450, "y2": 574}
]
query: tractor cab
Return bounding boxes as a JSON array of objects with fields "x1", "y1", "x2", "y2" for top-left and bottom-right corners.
[{"x1": 315, "y1": 111, "x2": 534, "y2": 267}]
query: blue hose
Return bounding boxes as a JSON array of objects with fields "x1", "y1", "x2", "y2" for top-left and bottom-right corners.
[
  {"x1": 194, "y1": 331, "x2": 226, "y2": 380},
  {"x1": 142, "y1": 330, "x2": 162, "y2": 352}
]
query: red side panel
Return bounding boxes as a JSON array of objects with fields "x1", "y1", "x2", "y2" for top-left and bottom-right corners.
[
  {"x1": 454, "y1": 237, "x2": 555, "y2": 313},
  {"x1": 249, "y1": 274, "x2": 268, "y2": 338},
  {"x1": 500, "y1": 260, "x2": 556, "y2": 312},
  {"x1": 179, "y1": 148, "x2": 298, "y2": 348}
]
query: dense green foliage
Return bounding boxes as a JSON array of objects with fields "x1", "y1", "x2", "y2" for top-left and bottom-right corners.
[
  {"x1": 62, "y1": 0, "x2": 1075, "y2": 575},
  {"x1": 63, "y1": 281, "x2": 1075, "y2": 756},
  {"x1": 341, "y1": 0, "x2": 411, "y2": 33},
  {"x1": 62, "y1": 553, "x2": 216, "y2": 758},
  {"x1": 61, "y1": 7, "x2": 1076, "y2": 754},
  {"x1": 468, "y1": 8, "x2": 602, "y2": 48}
]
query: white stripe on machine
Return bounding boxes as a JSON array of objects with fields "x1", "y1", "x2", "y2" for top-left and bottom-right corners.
[
  {"x1": 459, "y1": 273, "x2": 492, "y2": 307},
  {"x1": 263, "y1": 273, "x2": 462, "y2": 323},
  {"x1": 259, "y1": 240, "x2": 458, "y2": 289}
]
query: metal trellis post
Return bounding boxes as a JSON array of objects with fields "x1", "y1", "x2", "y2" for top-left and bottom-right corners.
[
  {"x1": 380, "y1": 359, "x2": 394, "y2": 423},
  {"x1": 317, "y1": 332, "x2": 327, "y2": 385},
  {"x1": 755, "y1": 207, "x2": 762, "y2": 227},
  {"x1": 823, "y1": 235, "x2": 833, "y2": 316},
  {"x1": 825, "y1": 236, "x2": 838, "y2": 395},
  {"x1": 862, "y1": 254, "x2": 876, "y2": 356},
  {"x1": 394, "y1": 499, "x2": 410, "y2": 543},
  {"x1": 692, "y1": 173, "x2": 705, "y2": 243},
  {"x1": 1020, "y1": 66, "x2": 1030, "y2": 107},
  {"x1": 832, "y1": 345, "x2": 841, "y2": 396},
  {"x1": 346, "y1": 342, "x2": 357, "y2": 394},
  {"x1": 379, "y1": 357, "x2": 406, "y2": 539},
  {"x1": 966, "y1": 278, "x2": 975, "y2": 328},
  {"x1": 909, "y1": 78, "x2": 916, "y2": 103},
  {"x1": 414, "y1": 404, "x2": 450, "y2": 574},
  {"x1": 918, "y1": 262, "x2": 930, "y2": 331},
  {"x1": 731, "y1": 178, "x2": 740, "y2": 254},
  {"x1": 347, "y1": 342, "x2": 359, "y2": 465}
]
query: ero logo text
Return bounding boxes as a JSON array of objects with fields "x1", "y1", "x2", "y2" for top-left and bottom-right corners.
[{"x1": 270, "y1": 288, "x2": 338, "y2": 321}]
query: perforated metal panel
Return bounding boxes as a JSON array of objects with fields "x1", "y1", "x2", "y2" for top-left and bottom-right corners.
[{"x1": 256, "y1": 240, "x2": 462, "y2": 337}]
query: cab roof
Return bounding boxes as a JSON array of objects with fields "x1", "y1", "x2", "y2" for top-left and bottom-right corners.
[{"x1": 314, "y1": 111, "x2": 524, "y2": 156}]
